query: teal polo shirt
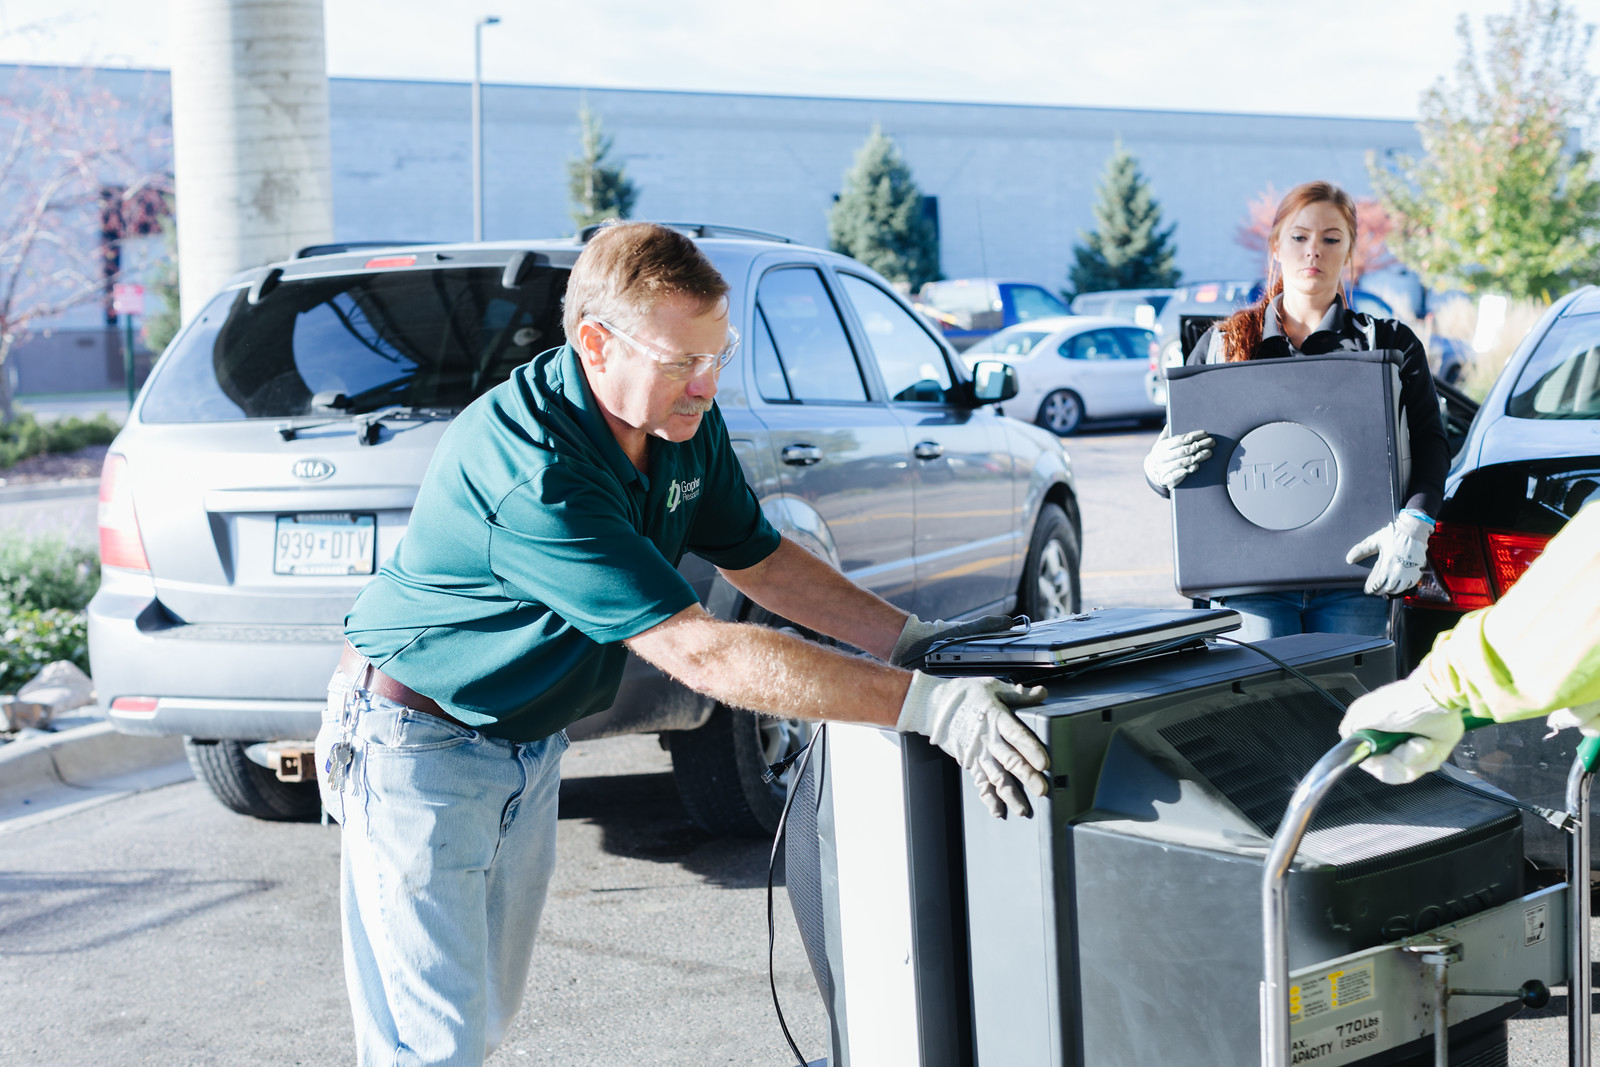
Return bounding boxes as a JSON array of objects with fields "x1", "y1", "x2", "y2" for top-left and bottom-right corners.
[{"x1": 344, "y1": 343, "x2": 781, "y2": 742}]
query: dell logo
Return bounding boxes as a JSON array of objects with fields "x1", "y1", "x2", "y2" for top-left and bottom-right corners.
[
  {"x1": 1233, "y1": 459, "x2": 1330, "y2": 491},
  {"x1": 292, "y1": 458, "x2": 336, "y2": 482},
  {"x1": 1225, "y1": 422, "x2": 1338, "y2": 531}
]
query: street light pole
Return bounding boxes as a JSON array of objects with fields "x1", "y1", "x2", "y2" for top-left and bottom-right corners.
[{"x1": 472, "y1": 15, "x2": 500, "y2": 242}]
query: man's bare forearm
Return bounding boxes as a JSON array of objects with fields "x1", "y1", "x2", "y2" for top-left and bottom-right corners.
[
  {"x1": 718, "y1": 537, "x2": 907, "y2": 661},
  {"x1": 625, "y1": 604, "x2": 911, "y2": 728}
]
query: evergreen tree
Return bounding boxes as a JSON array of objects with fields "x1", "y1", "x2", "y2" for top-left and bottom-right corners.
[
  {"x1": 827, "y1": 126, "x2": 940, "y2": 290},
  {"x1": 567, "y1": 105, "x2": 637, "y2": 232},
  {"x1": 1370, "y1": 0, "x2": 1600, "y2": 299},
  {"x1": 1068, "y1": 144, "x2": 1180, "y2": 296}
]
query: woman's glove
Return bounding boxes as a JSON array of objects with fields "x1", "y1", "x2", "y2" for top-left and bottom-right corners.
[
  {"x1": 1144, "y1": 427, "x2": 1215, "y2": 490},
  {"x1": 1345, "y1": 510, "x2": 1434, "y2": 595},
  {"x1": 889, "y1": 614, "x2": 1019, "y2": 668},
  {"x1": 897, "y1": 672, "x2": 1051, "y2": 818},
  {"x1": 1338, "y1": 676, "x2": 1465, "y2": 784}
]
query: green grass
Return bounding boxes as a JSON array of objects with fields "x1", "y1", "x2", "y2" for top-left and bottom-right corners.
[{"x1": 0, "y1": 411, "x2": 121, "y2": 469}]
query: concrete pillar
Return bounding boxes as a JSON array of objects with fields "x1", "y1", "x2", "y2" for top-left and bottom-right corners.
[{"x1": 170, "y1": 0, "x2": 334, "y2": 321}]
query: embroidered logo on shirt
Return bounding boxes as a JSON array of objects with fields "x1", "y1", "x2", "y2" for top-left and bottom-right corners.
[{"x1": 666, "y1": 477, "x2": 702, "y2": 513}]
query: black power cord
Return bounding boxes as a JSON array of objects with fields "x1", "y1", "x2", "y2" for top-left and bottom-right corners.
[{"x1": 766, "y1": 725, "x2": 821, "y2": 1067}]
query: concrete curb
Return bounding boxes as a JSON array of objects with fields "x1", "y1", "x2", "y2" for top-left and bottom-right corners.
[
  {"x1": 0, "y1": 477, "x2": 99, "y2": 503},
  {"x1": 0, "y1": 720, "x2": 184, "y2": 807}
]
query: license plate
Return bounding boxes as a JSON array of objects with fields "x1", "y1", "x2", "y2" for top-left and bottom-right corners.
[{"x1": 273, "y1": 513, "x2": 377, "y2": 576}]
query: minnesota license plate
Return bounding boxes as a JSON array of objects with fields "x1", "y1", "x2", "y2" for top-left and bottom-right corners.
[{"x1": 273, "y1": 513, "x2": 377, "y2": 576}]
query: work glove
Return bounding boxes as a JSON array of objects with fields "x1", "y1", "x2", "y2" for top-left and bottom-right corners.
[
  {"x1": 889, "y1": 614, "x2": 1019, "y2": 669},
  {"x1": 1144, "y1": 427, "x2": 1215, "y2": 490},
  {"x1": 897, "y1": 672, "x2": 1051, "y2": 818},
  {"x1": 1345, "y1": 510, "x2": 1434, "y2": 596},
  {"x1": 1546, "y1": 702, "x2": 1600, "y2": 738},
  {"x1": 1338, "y1": 675, "x2": 1465, "y2": 785}
]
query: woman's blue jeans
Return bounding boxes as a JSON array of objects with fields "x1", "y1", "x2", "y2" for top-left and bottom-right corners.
[
  {"x1": 316, "y1": 672, "x2": 568, "y2": 1066},
  {"x1": 1213, "y1": 588, "x2": 1390, "y2": 642}
]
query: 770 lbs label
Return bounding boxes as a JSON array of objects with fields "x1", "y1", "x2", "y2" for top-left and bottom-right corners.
[{"x1": 1291, "y1": 1012, "x2": 1383, "y2": 1064}]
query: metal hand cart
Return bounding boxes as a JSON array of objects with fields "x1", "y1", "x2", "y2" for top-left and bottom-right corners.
[{"x1": 1262, "y1": 724, "x2": 1600, "y2": 1066}]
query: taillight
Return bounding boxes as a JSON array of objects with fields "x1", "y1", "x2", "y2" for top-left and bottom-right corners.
[
  {"x1": 1406, "y1": 520, "x2": 1492, "y2": 611},
  {"x1": 1484, "y1": 529, "x2": 1551, "y2": 597},
  {"x1": 365, "y1": 255, "x2": 416, "y2": 269},
  {"x1": 1404, "y1": 522, "x2": 1554, "y2": 612},
  {"x1": 98, "y1": 454, "x2": 150, "y2": 572},
  {"x1": 110, "y1": 696, "x2": 158, "y2": 715}
]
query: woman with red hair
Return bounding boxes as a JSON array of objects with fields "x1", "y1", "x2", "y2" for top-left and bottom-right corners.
[{"x1": 1143, "y1": 180, "x2": 1449, "y2": 640}]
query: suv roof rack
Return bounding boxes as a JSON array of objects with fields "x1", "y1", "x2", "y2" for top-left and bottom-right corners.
[
  {"x1": 576, "y1": 222, "x2": 794, "y2": 245},
  {"x1": 296, "y1": 241, "x2": 440, "y2": 259}
]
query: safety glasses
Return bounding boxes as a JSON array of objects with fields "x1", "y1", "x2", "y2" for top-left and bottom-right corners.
[{"x1": 589, "y1": 317, "x2": 740, "y2": 380}]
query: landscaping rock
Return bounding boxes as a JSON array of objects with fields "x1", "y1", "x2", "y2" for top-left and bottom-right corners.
[{"x1": 8, "y1": 661, "x2": 96, "y2": 729}]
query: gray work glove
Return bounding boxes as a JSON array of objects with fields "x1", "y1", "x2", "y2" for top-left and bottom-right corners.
[
  {"x1": 1345, "y1": 509, "x2": 1434, "y2": 595},
  {"x1": 1338, "y1": 676, "x2": 1465, "y2": 784},
  {"x1": 1144, "y1": 427, "x2": 1215, "y2": 490},
  {"x1": 889, "y1": 613, "x2": 1019, "y2": 668},
  {"x1": 897, "y1": 671, "x2": 1051, "y2": 818}
]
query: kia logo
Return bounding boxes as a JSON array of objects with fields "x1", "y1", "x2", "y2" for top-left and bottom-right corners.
[
  {"x1": 292, "y1": 458, "x2": 336, "y2": 481},
  {"x1": 1225, "y1": 422, "x2": 1338, "y2": 531}
]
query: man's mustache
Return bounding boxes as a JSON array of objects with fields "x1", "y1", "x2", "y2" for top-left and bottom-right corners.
[{"x1": 672, "y1": 398, "x2": 714, "y2": 415}]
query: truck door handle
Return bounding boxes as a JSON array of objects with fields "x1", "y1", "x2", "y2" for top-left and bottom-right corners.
[
  {"x1": 782, "y1": 444, "x2": 824, "y2": 466},
  {"x1": 912, "y1": 441, "x2": 944, "y2": 460}
]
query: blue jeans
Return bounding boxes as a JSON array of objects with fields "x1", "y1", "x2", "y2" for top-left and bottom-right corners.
[
  {"x1": 1214, "y1": 588, "x2": 1390, "y2": 642},
  {"x1": 316, "y1": 673, "x2": 567, "y2": 1066}
]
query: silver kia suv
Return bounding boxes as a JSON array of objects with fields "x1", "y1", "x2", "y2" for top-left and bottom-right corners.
[{"x1": 90, "y1": 227, "x2": 1082, "y2": 836}]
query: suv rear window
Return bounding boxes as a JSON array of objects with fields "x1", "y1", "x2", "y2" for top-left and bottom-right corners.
[
  {"x1": 1507, "y1": 311, "x2": 1600, "y2": 420},
  {"x1": 140, "y1": 266, "x2": 568, "y2": 422}
]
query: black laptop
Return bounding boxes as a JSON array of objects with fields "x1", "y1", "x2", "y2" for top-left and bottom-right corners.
[{"x1": 923, "y1": 607, "x2": 1241, "y2": 669}]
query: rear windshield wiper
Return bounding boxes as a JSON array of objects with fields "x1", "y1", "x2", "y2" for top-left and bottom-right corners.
[{"x1": 276, "y1": 404, "x2": 457, "y2": 445}]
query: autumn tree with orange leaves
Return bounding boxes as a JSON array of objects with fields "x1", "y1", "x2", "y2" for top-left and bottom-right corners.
[{"x1": 1235, "y1": 184, "x2": 1396, "y2": 287}]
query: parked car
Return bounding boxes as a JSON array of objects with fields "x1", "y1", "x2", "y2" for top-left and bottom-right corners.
[
  {"x1": 1069, "y1": 287, "x2": 1173, "y2": 328},
  {"x1": 913, "y1": 278, "x2": 1071, "y2": 351},
  {"x1": 960, "y1": 316, "x2": 1164, "y2": 435},
  {"x1": 1144, "y1": 281, "x2": 1396, "y2": 404},
  {"x1": 91, "y1": 227, "x2": 1082, "y2": 838},
  {"x1": 1394, "y1": 285, "x2": 1600, "y2": 869}
]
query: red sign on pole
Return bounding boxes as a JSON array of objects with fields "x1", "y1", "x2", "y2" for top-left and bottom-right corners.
[{"x1": 112, "y1": 283, "x2": 145, "y2": 316}]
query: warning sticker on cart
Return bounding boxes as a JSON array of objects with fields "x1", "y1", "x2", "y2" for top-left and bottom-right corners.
[
  {"x1": 1525, "y1": 903, "x2": 1549, "y2": 947},
  {"x1": 1289, "y1": 960, "x2": 1375, "y2": 1023},
  {"x1": 1290, "y1": 1012, "x2": 1384, "y2": 1063}
]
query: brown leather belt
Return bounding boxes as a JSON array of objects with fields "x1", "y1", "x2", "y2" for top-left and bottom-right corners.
[{"x1": 338, "y1": 641, "x2": 471, "y2": 730}]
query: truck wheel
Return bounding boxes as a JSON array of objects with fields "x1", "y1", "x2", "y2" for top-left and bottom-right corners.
[
  {"x1": 183, "y1": 737, "x2": 321, "y2": 821},
  {"x1": 1020, "y1": 503, "x2": 1081, "y2": 621},
  {"x1": 668, "y1": 608, "x2": 816, "y2": 837}
]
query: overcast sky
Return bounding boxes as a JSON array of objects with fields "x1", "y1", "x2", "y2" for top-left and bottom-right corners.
[{"x1": 2, "y1": 0, "x2": 1599, "y2": 120}]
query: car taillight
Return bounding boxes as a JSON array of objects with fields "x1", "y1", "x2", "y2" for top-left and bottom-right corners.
[
  {"x1": 1404, "y1": 522, "x2": 1555, "y2": 612},
  {"x1": 98, "y1": 454, "x2": 150, "y2": 572},
  {"x1": 110, "y1": 696, "x2": 158, "y2": 715},
  {"x1": 1406, "y1": 520, "x2": 1492, "y2": 611},
  {"x1": 1484, "y1": 529, "x2": 1551, "y2": 597}
]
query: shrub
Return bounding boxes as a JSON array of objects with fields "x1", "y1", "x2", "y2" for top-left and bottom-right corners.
[
  {"x1": 0, "y1": 534, "x2": 100, "y2": 614},
  {"x1": 0, "y1": 411, "x2": 121, "y2": 469},
  {"x1": 0, "y1": 607, "x2": 89, "y2": 691},
  {"x1": 0, "y1": 534, "x2": 100, "y2": 693}
]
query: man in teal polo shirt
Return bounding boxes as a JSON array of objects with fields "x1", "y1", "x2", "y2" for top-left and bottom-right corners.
[{"x1": 318, "y1": 222, "x2": 1052, "y2": 1066}]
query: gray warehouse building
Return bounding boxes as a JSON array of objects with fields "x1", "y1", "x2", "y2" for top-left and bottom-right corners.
[{"x1": 6, "y1": 65, "x2": 1424, "y2": 395}]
